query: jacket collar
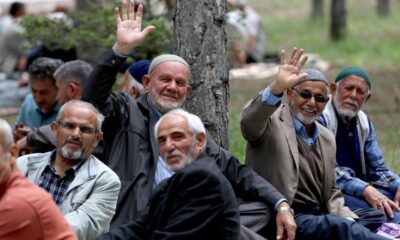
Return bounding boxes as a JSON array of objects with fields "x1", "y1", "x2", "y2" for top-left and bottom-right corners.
[{"x1": 26, "y1": 151, "x2": 100, "y2": 191}]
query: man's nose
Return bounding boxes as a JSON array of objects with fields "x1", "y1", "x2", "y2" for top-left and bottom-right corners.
[{"x1": 166, "y1": 81, "x2": 177, "y2": 91}]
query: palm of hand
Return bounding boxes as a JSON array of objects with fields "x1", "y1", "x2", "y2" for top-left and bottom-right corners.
[{"x1": 117, "y1": 20, "x2": 145, "y2": 47}]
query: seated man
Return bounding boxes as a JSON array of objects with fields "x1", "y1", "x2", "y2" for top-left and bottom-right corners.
[
  {"x1": 16, "y1": 60, "x2": 94, "y2": 154},
  {"x1": 0, "y1": 118, "x2": 76, "y2": 240},
  {"x1": 83, "y1": 1, "x2": 296, "y2": 239},
  {"x1": 15, "y1": 57, "x2": 63, "y2": 128},
  {"x1": 17, "y1": 100, "x2": 121, "y2": 240},
  {"x1": 97, "y1": 109, "x2": 240, "y2": 239},
  {"x1": 122, "y1": 60, "x2": 149, "y2": 99},
  {"x1": 240, "y1": 48, "x2": 386, "y2": 239},
  {"x1": 320, "y1": 66, "x2": 400, "y2": 222}
]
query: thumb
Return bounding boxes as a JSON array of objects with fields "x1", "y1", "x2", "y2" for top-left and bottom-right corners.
[{"x1": 142, "y1": 25, "x2": 156, "y2": 37}]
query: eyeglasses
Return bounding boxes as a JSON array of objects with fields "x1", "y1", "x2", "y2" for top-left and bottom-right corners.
[
  {"x1": 58, "y1": 121, "x2": 96, "y2": 134},
  {"x1": 291, "y1": 88, "x2": 329, "y2": 103}
]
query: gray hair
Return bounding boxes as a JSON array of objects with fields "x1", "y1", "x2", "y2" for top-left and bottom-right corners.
[
  {"x1": 154, "y1": 108, "x2": 207, "y2": 146},
  {"x1": 54, "y1": 60, "x2": 93, "y2": 86},
  {"x1": 56, "y1": 100, "x2": 105, "y2": 131},
  {"x1": 28, "y1": 57, "x2": 64, "y2": 84},
  {"x1": 0, "y1": 119, "x2": 14, "y2": 151},
  {"x1": 125, "y1": 75, "x2": 146, "y2": 97}
]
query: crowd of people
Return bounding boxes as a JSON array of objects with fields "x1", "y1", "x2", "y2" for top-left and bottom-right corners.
[{"x1": 0, "y1": 0, "x2": 399, "y2": 239}]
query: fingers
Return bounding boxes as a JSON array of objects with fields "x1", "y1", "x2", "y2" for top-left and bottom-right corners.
[
  {"x1": 297, "y1": 55, "x2": 308, "y2": 70},
  {"x1": 114, "y1": 7, "x2": 121, "y2": 25},
  {"x1": 142, "y1": 25, "x2": 157, "y2": 36},
  {"x1": 135, "y1": 3, "x2": 143, "y2": 24},
  {"x1": 276, "y1": 222, "x2": 284, "y2": 240},
  {"x1": 382, "y1": 200, "x2": 394, "y2": 219},
  {"x1": 128, "y1": 0, "x2": 135, "y2": 20},
  {"x1": 279, "y1": 49, "x2": 286, "y2": 65},
  {"x1": 287, "y1": 47, "x2": 298, "y2": 65}
]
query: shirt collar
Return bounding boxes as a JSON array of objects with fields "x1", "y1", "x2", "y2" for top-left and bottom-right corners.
[
  {"x1": 293, "y1": 117, "x2": 320, "y2": 145},
  {"x1": 46, "y1": 151, "x2": 84, "y2": 176}
]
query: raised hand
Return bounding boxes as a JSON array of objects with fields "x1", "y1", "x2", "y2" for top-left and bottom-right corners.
[
  {"x1": 270, "y1": 47, "x2": 308, "y2": 95},
  {"x1": 113, "y1": 0, "x2": 156, "y2": 55}
]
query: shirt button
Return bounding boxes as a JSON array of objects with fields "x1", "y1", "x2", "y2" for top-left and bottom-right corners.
[{"x1": 111, "y1": 59, "x2": 116, "y2": 64}]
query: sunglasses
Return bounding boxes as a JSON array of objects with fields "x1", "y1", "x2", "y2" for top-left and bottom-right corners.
[{"x1": 291, "y1": 88, "x2": 329, "y2": 103}]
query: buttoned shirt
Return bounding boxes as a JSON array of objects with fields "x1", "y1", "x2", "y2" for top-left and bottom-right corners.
[{"x1": 38, "y1": 153, "x2": 83, "y2": 206}]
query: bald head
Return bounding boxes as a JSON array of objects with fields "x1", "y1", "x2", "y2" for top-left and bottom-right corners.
[{"x1": 0, "y1": 119, "x2": 14, "y2": 151}]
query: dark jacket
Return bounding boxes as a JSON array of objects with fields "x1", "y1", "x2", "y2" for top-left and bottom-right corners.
[
  {"x1": 82, "y1": 49, "x2": 285, "y2": 228},
  {"x1": 96, "y1": 156, "x2": 240, "y2": 240}
]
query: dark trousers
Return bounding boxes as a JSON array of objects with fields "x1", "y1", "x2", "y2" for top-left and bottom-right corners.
[
  {"x1": 239, "y1": 201, "x2": 270, "y2": 240},
  {"x1": 294, "y1": 213, "x2": 387, "y2": 240}
]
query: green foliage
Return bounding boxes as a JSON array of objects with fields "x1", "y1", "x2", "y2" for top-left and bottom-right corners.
[{"x1": 20, "y1": 6, "x2": 173, "y2": 59}]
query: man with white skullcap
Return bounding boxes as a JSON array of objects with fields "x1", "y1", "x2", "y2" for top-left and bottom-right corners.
[{"x1": 83, "y1": 1, "x2": 293, "y2": 239}]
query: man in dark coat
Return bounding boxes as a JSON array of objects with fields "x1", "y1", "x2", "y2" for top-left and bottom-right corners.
[
  {"x1": 97, "y1": 109, "x2": 240, "y2": 239},
  {"x1": 83, "y1": 1, "x2": 296, "y2": 239}
]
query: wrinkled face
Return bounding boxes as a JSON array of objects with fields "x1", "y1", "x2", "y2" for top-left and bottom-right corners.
[
  {"x1": 145, "y1": 62, "x2": 191, "y2": 113},
  {"x1": 52, "y1": 106, "x2": 102, "y2": 161},
  {"x1": 157, "y1": 115, "x2": 201, "y2": 172},
  {"x1": 55, "y1": 79, "x2": 70, "y2": 105},
  {"x1": 332, "y1": 76, "x2": 370, "y2": 119},
  {"x1": 288, "y1": 81, "x2": 329, "y2": 125},
  {"x1": 31, "y1": 78, "x2": 58, "y2": 113}
]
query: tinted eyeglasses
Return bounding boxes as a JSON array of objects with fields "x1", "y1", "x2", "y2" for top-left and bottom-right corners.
[{"x1": 291, "y1": 88, "x2": 329, "y2": 103}]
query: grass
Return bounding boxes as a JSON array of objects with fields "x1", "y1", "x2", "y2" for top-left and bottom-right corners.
[{"x1": 229, "y1": 0, "x2": 400, "y2": 172}]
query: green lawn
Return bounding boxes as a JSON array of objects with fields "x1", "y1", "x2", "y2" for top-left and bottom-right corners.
[{"x1": 229, "y1": 0, "x2": 400, "y2": 172}]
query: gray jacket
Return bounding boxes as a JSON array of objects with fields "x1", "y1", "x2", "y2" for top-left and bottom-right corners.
[{"x1": 17, "y1": 151, "x2": 121, "y2": 240}]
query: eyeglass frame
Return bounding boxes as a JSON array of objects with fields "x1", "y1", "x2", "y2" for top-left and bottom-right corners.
[
  {"x1": 291, "y1": 87, "x2": 329, "y2": 103},
  {"x1": 57, "y1": 121, "x2": 98, "y2": 134}
]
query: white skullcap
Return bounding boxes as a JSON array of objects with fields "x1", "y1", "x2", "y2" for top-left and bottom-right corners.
[{"x1": 149, "y1": 54, "x2": 190, "y2": 73}]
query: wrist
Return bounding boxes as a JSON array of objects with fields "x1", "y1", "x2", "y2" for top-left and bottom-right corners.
[{"x1": 276, "y1": 202, "x2": 294, "y2": 215}]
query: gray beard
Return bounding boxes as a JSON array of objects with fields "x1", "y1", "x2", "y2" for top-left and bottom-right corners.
[
  {"x1": 333, "y1": 96, "x2": 358, "y2": 120},
  {"x1": 60, "y1": 146, "x2": 83, "y2": 161},
  {"x1": 148, "y1": 89, "x2": 184, "y2": 114},
  {"x1": 289, "y1": 103, "x2": 317, "y2": 125}
]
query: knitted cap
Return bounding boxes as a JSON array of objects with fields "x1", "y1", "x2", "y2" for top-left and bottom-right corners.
[
  {"x1": 127, "y1": 60, "x2": 150, "y2": 84},
  {"x1": 335, "y1": 66, "x2": 371, "y2": 89},
  {"x1": 294, "y1": 68, "x2": 328, "y2": 86},
  {"x1": 149, "y1": 54, "x2": 189, "y2": 74}
]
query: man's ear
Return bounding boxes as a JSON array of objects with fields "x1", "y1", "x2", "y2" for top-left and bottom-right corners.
[
  {"x1": 8, "y1": 143, "x2": 19, "y2": 169},
  {"x1": 142, "y1": 75, "x2": 151, "y2": 92},
  {"x1": 186, "y1": 85, "x2": 192, "y2": 96},
  {"x1": 330, "y1": 83, "x2": 337, "y2": 96},
  {"x1": 130, "y1": 86, "x2": 139, "y2": 99},
  {"x1": 286, "y1": 88, "x2": 292, "y2": 101},
  {"x1": 50, "y1": 121, "x2": 59, "y2": 136},
  {"x1": 69, "y1": 82, "x2": 80, "y2": 98},
  {"x1": 195, "y1": 132, "x2": 206, "y2": 150},
  {"x1": 365, "y1": 92, "x2": 372, "y2": 103}
]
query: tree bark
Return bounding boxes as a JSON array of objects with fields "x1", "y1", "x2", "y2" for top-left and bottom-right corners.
[
  {"x1": 330, "y1": 0, "x2": 346, "y2": 41},
  {"x1": 312, "y1": 0, "x2": 324, "y2": 19},
  {"x1": 174, "y1": 0, "x2": 230, "y2": 148},
  {"x1": 377, "y1": 0, "x2": 390, "y2": 16}
]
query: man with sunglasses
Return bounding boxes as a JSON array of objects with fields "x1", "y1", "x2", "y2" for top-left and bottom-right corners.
[
  {"x1": 240, "y1": 48, "x2": 386, "y2": 239},
  {"x1": 16, "y1": 100, "x2": 121, "y2": 240},
  {"x1": 320, "y1": 67, "x2": 400, "y2": 223}
]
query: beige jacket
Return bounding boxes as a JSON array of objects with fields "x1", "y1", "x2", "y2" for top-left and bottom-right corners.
[{"x1": 240, "y1": 94, "x2": 357, "y2": 218}]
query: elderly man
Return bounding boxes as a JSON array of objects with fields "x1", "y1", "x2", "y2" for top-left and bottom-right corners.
[
  {"x1": 0, "y1": 118, "x2": 77, "y2": 240},
  {"x1": 320, "y1": 66, "x2": 400, "y2": 222},
  {"x1": 17, "y1": 100, "x2": 121, "y2": 240},
  {"x1": 122, "y1": 59, "x2": 149, "y2": 98},
  {"x1": 16, "y1": 60, "x2": 95, "y2": 155},
  {"x1": 240, "y1": 48, "x2": 386, "y2": 239},
  {"x1": 97, "y1": 109, "x2": 240, "y2": 239},
  {"x1": 15, "y1": 57, "x2": 63, "y2": 128},
  {"x1": 82, "y1": 1, "x2": 295, "y2": 239}
]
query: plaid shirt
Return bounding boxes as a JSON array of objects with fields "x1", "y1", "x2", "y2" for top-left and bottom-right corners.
[
  {"x1": 38, "y1": 154, "x2": 83, "y2": 207},
  {"x1": 319, "y1": 114, "x2": 400, "y2": 196}
]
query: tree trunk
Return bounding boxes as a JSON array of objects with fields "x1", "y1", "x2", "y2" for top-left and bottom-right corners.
[
  {"x1": 330, "y1": 0, "x2": 346, "y2": 41},
  {"x1": 174, "y1": 0, "x2": 230, "y2": 148},
  {"x1": 377, "y1": 0, "x2": 390, "y2": 16},
  {"x1": 312, "y1": 0, "x2": 324, "y2": 19}
]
